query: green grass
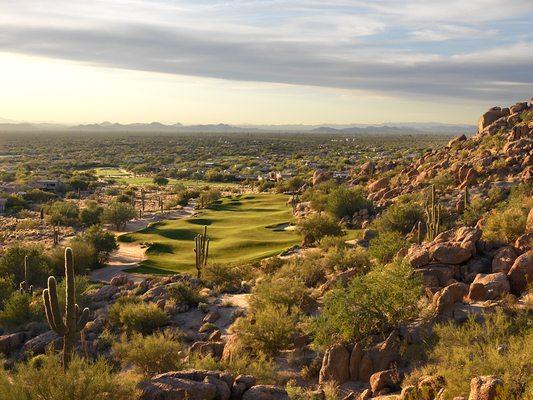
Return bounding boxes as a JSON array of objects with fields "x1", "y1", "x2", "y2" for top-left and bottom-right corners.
[
  {"x1": 121, "y1": 193, "x2": 300, "y2": 274},
  {"x1": 92, "y1": 167, "x2": 239, "y2": 188}
]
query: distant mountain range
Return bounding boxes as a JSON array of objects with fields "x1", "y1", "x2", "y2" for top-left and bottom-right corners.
[{"x1": 0, "y1": 120, "x2": 476, "y2": 135}]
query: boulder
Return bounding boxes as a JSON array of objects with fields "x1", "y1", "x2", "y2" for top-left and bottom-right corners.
[
  {"x1": 189, "y1": 341, "x2": 225, "y2": 360},
  {"x1": 471, "y1": 273, "x2": 510, "y2": 300},
  {"x1": 0, "y1": 332, "x2": 25, "y2": 355},
  {"x1": 86, "y1": 285, "x2": 119, "y2": 302},
  {"x1": 139, "y1": 377, "x2": 217, "y2": 400},
  {"x1": 507, "y1": 250, "x2": 533, "y2": 295},
  {"x1": 448, "y1": 135, "x2": 467, "y2": 147},
  {"x1": 478, "y1": 108, "x2": 506, "y2": 132},
  {"x1": 358, "y1": 331, "x2": 401, "y2": 382},
  {"x1": 349, "y1": 342, "x2": 363, "y2": 380},
  {"x1": 467, "y1": 282, "x2": 488, "y2": 302},
  {"x1": 370, "y1": 369, "x2": 399, "y2": 394},
  {"x1": 110, "y1": 274, "x2": 131, "y2": 287},
  {"x1": 527, "y1": 208, "x2": 533, "y2": 233},
  {"x1": 514, "y1": 233, "x2": 532, "y2": 253},
  {"x1": 319, "y1": 344, "x2": 350, "y2": 384},
  {"x1": 407, "y1": 246, "x2": 430, "y2": 268},
  {"x1": 242, "y1": 385, "x2": 289, "y2": 400},
  {"x1": 431, "y1": 244, "x2": 472, "y2": 265},
  {"x1": 203, "y1": 310, "x2": 221, "y2": 323},
  {"x1": 433, "y1": 283, "x2": 468, "y2": 316},
  {"x1": 491, "y1": 246, "x2": 518, "y2": 274},
  {"x1": 22, "y1": 330, "x2": 60, "y2": 355},
  {"x1": 418, "y1": 375, "x2": 446, "y2": 400},
  {"x1": 368, "y1": 177, "x2": 389, "y2": 192},
  {"x1": 312, "y1": 170, "x2": 332, "y2": 185},
  {"x1": 468, "y1": 376, "x2": 503, "y2": 400},
  {"x1": 204, "y1": 376, "x2": 231, "y2": 400}
]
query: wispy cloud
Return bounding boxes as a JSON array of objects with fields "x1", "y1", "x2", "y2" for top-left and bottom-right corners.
[{"x1": 1, "y1": 0, "x2": 532, "y2": 103}]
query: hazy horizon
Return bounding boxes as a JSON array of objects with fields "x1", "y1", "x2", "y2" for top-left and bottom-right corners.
[{"x1": 1, "y1": 0, "x2": 532, "y2": 125}]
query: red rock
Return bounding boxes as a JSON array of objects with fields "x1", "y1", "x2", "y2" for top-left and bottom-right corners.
[
  {"x1": 491, "y1": 246, "x2": 518, "y2": 274},
  {"x1": 431, "y1": 243, "x2": 472, "y2": 265},
  {"x1": 370, "y1": 369, "x2": 399, "y2": 394},
  {"x1": 471, "y1": 273, "x2": 510, "y2": 300},
  {"x1": 468, "y1": 376, "x2": 503, "y2": 400},
  {"x1": 319, "y1": 344, "x2": 350, "y2": 384},
  {"x1": 507, "y1": 250, "x2": 533, "y2": 295}
]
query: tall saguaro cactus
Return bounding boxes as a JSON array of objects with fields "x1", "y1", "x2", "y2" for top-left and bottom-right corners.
[
  {"x1": 194, "y1": 226, "x2": 210, "y2": 279},
  {"x1": 425, "y1": 185, "x2": 441, "y2": 242},
  {"x1": 19, "y1": 255, "x2": 33, "y2": 295},
  {"x1": 43, "y1": 247, "x2": 90, "y2": 369}
]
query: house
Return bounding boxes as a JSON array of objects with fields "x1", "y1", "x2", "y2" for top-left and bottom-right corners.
[
  {"x1": 0, "y1": 198, "x2": 7, "y2": 215},
  {"x1": 30, "y1": 179, "x2": 64, "y2": 192}
]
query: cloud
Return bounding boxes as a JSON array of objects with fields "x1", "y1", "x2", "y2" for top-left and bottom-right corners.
[{"x1": 0, "y1": 0, "x2": 532, "y2": 103}]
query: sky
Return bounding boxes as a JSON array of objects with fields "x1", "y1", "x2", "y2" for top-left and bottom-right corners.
[{"x1": 0, "y1": 0, "x2": 532, "y2": 125}]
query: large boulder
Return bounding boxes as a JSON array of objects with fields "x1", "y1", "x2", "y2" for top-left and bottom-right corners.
[
  {"x1": 242, "y1": 385, "x2": 289, "y2": 400},
  {"x1": 319, "y1": 344, "x2": 350, "y2": 384},
  {"x1": 349, "y1": 343, "x2": 363, "y2": 380},
  {"x1": 139, "y1": 377, "x2": 217, "y2": 400},
  {"x1": 507, "y1": 250, "x2": 533, "y2": 295},
  {"x1": 433, "y1": 283, "x2": 468, "y2": 316},
  {"x1": 491, "y1": 246, "x2": 518, "y2": 274},
  {"x1": 407, "y1": 245, "x2": 430, "y2": 268},
  {"x1": 312, "y1": 170, "x2": 332, "y2": 186},
  {"x1": 368, "y1": 177, "x2": 389, "y2": 192},
  {"x1": 0, "y1": 332, "x2": 25, "y2": 355},
  {"x1": 369, "y1": 369, "x2": 400, "y2": 395},
  {"x1": 478, "y1": 108, "x2": 506, "y2": 132},
  {"x1": 86, "y1": 284, "x2": 119, "y2": 302},
  {"x1": 358, "y1": 331, "x2": 401, "y2": 382},
  {"x1": 471, "y1": 273, "x2": 510, "y2": 300},
  {"x1": 22, "y1": 330, "x2": 60, "y2": 355},
  {"x1": 189, "y1": 341, "x2": 225, "y2": 360},
  {"x1": 430, "y1": 244, "x2": 472, "y2": 265},
  {"x1": 468, "y1": 376, "x2": 503, "y2": 400}
]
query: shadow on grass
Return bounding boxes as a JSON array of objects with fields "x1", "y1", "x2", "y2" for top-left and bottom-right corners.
[
  {"x1": 146, "y1": 242, "x2": 174, "y2": 254},
  {"x1": 156, "y1": 229, "x2": 199, "y2": 241},
  {"x1": 187, "y1": 218, "x2": 213, "y2": 226}
]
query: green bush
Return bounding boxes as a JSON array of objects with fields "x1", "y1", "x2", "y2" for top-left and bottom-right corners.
[
  {"x1": 113, "y1": 331, "x2": 184, "y2": 375},
  {"x1": 483, "y1": 205, "x2": 530, "y2": 243},
  {"x1": 277, "y1": 253, "x2": 326, "y2": 288},
  {"x1": 326, "y1": 186, "x2": 372, "y2": 220},
  {"x1": 251, "y1": 275, "x2": 308, "y2": 311},
  {"x1": 46, "y1": 241, "x2": 97, "y2": 275},
  {"x1": 167, "y1": 281, "x2": 205, "y2": 306},
  {"x1": 368, "y1": 231, "x2": 408, "y2": 263},
  {"x1": 297, "y1": 213, "x2": 342, "y2": 246},
  {"x1": 0, "y1": 278, "x2": 14, "y2": 308},
  {"x1": 0, "y1": 353, "x2": 137, "y2": 400},
  {"x1": 47, "y1": 201, "x2": 80, "y2": 226},
  {"x1": 405, "y1": 310, "x2": 532, "y2": 399},
  {"x1": 234, "y1": 304, "x2": 300, "y2": 355},
  {"x1": 373, "y1": 201, "x2": 424, "y2": 235},
  {"x1": 108, "y1": 298, "x2": 168, "y2": 335},
  {"x1": 0, "y1": 244, "x2": 52, "y2": 288},
  {"x1": 73, "y1": 225, "x2": 118, "y2": 264},
  {"x1": 101, "y1": 201, "x2": 136, "y2": 230},
  {"x1": 311, "y1": 261, "x2": 422, "y2": 349},
  {"x1": 203, "y1": 263, "x2": 253, "y2": 292},
  {"x1": 322, "y1": 246, "x2": 372, "y2": 274},
  {"x1": 0, "y1": 292, "x2": 43, "y2": 328},
  {"x1": 80, "y1": 201, "x2": 103, "y2": 226}
]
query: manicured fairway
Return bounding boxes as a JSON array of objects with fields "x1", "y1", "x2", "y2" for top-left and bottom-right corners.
[
  {"x1": 93, "y1": 167, "x2": 239, "y2": 188},
  {"x1": 120, "y1": 193, "x2": 299, "y2": 274}
]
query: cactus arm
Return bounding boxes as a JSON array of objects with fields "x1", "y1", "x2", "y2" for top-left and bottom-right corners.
[
  {"x1": 43, "y1": 288, "x2": 62, "y2": 334},
  {"x1": 46, "y1": 276, "x2": 67, "y2": 335},
  {"x1": 76, "y1": 307, "x2": 90, "y2": 331}
]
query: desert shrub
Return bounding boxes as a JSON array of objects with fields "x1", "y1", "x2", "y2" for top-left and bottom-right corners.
[
  {"x1": 16, "y1": 219, "x2": 41, "y2": 230},
  {"x1": 101, "y1": 201, "x2": 136, "y2": 230},
  {"x1": 46, "y1": 241, "x2": 97, "y2": 275},
  {"x1": 368, "y1": 231, "x2": 408, "y2": 263},
  {"x1": 326, "y1": 186, "x2": 372, "y2": 220},
  {"x1": 55, "y1": 275, "x2": 92, "y2": 310},
  {"x1": 190, "y1": 353, "x2": 277, "y2": 384},
  {"x1": 167, "y1": 281, "x2": 204, "y2": 306},
  {"x1": 198, "y1": 189, "x2": 221, "y2": 208},
  {"x1": 80, "y1": 201, "x2": 104, "y2": 226},
  {"x1": 0, "y1": 244, "x2": 52, "y2": 288},
  {"x1": 0, "y1": 353, "x2": 138, "y2": 400},
  {"x1": 0, "y1": 278, "x2": 14, "y2": 308},
  {"x1": 461, "y1": 197, "x2": 486, "y2": 226},
  {"x1": 251, "y1": 275, "x2": 308, "y2": 311},
  {"x1": 373, "y1": 200, "x2": 424, "y2": 235},
  {"x1": 297, "y1": 213, "x2": 342, "y2": 245},
  {"x1": 47, "y1": 201, "x2": 80, "y2": 226},
  {"x1": 203, "y1": 263, "x2": 253, "y2": 292},
  {"x1": 311, "y1": 261, "x2": 422, "y2": 349},
  {"x1": 234, "y1": 304, "x2": 300, "y2": 355},
  {"x1": 73, "y1": 225, "x2": 118, "y2": 264},
  {"x1": 108, "y1": 299, "x2": 168, "y2": 335},
  {"x1": 23, "y1": 189, "x2": 56, "y2": 204},
  {"x1": 301, "y1": 180, "x2": 337, "y2": 212},
  {"x1": 277, "y1": 253, "x2": 326, "y2": 288},
  {"x1": 259, "y1": 257, "x2": 285, "y2": 275},
  {"x1": 322, "y1": 245, "x2": 372, "y2": 274},
  {"x1": 483, "y1": 205, "x2": 529, "y2": 243},
  {"x1": 431, "y1": 171, "x2": 455, "y2": 191},
  {"x1": 0, "y1": 292, "x2": 43, "y2": 328},
  {"x1": 405, "y1": 310, "x2": 532, "y2": 399},
  {"x1": 113, "y1": 331, "x2": 185, "y2": 375}
]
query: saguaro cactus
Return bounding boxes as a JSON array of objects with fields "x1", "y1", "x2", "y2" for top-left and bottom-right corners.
[
  {"x1": 19, "y1": 255, "x2": 33, "y2": 295},
  {"x1": 43, "y1": 247, "x2": 90, "y2": 369},
  {"x1": 425, "y1": 185, "x2": 441, "y2": 242},
  {"x1": 194, "y1": 226, "x2": 210, "y2": 279}
]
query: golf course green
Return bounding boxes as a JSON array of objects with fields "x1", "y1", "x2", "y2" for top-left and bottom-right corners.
[{"x1": 120, "y1": 193, "x2": 300, "y2": 274}]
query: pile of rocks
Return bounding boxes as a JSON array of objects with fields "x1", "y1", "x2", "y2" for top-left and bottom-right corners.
[{"x1": 138, "y1": 370, "x2": 288, "y2": 400}]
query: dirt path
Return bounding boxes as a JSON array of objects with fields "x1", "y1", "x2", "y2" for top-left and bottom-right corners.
[{"x1": 90, "y1": 206, "x2": 195, "y2": 283}]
